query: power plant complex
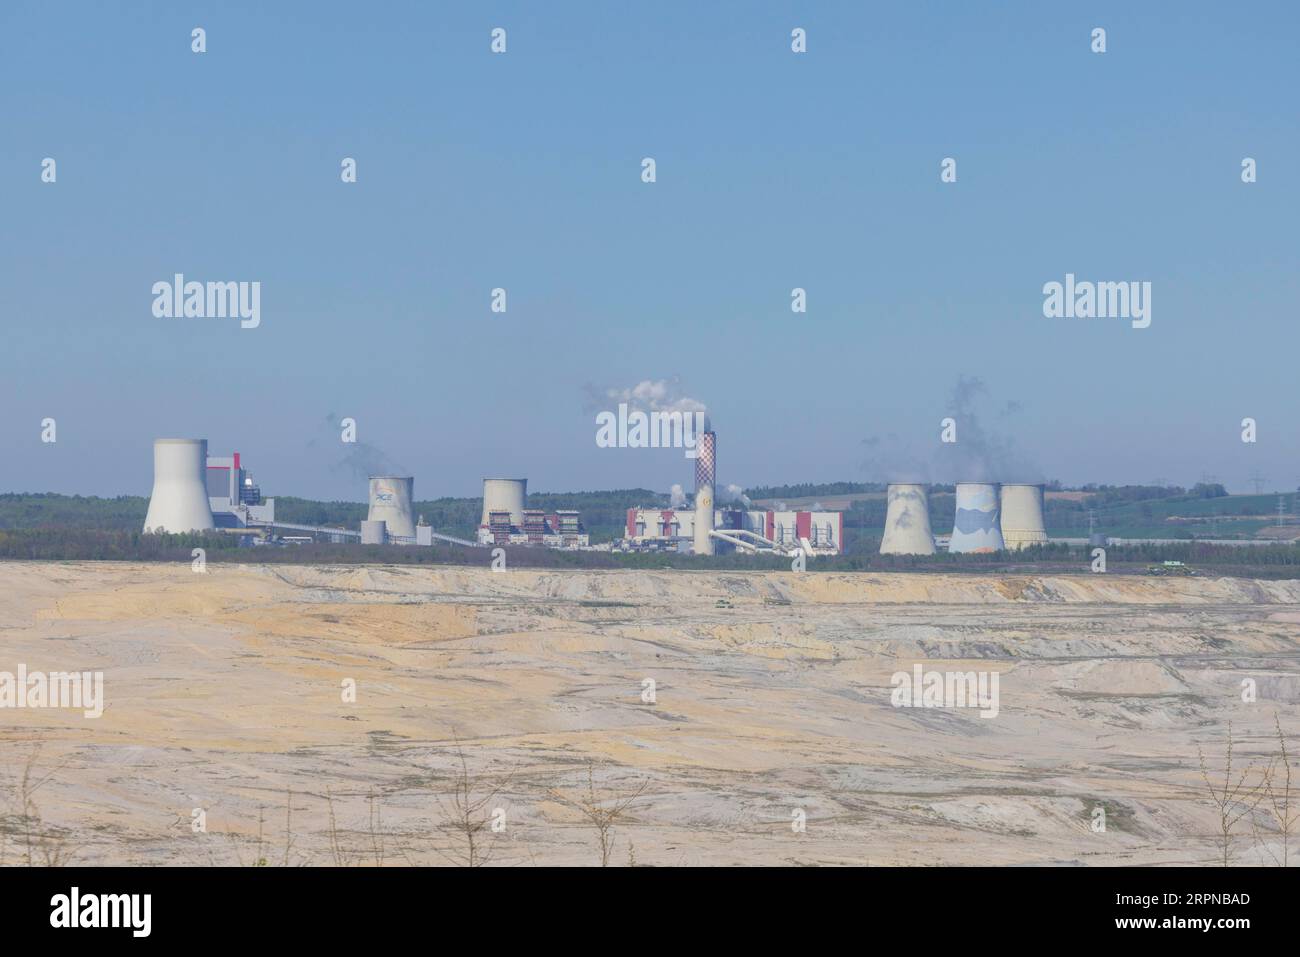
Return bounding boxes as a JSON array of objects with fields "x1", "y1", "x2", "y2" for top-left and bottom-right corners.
[
  {"x1": 140, "y1": 438, "x2": 579, "y2": 551},
  {"x1": 139, "y1": 427, "x2": 841, "y2": 557},
  {"x1": 140, "y1": 432, "x2": 1052, "y2": 558},
  {"x1": 878, "y1": 481, "x2": 1051, "y2": 555},
  {"x1": 620, "y1": 429, "x2": 843, "y2": 557},
  {"x1": 476, "y1": 478, "x2": 590, "y2": 548}
]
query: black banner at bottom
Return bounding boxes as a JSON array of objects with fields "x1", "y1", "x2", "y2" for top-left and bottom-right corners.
[{"x1": 0, "y1": 865, "x2": 1292, "y2": 943}]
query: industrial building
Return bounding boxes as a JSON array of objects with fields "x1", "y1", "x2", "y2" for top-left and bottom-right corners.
[
  {"x1": 140, "y1": 433, "x2": 1052, "y2": 560},
  {"x1": 616, "y1": 428, "x2": 841, "y2": 556},
  {"x1": 475, "y1": 478, "x2": 590, "y2": 548},
  {"x1": 138, "y1": 422, "x2": 842, "y2": 559},
  {"x1": 206, "y1": 447, "x2": 357, "y2": 542},
  {"x1": 480, "y1": 478, "x2": 527, "y2": 528},
  {"x1": 144, "y1": 440, "x2": 584, "y2": 550},
  {"x1": 479, "y1": 508, "x2": 589, "y2": 549},
  {"x1": 207, "y1": 451, "x2": 276, "y2": 528},
  {"x1": 623, "y1": 506, "x2": 842, "y2": 555}
]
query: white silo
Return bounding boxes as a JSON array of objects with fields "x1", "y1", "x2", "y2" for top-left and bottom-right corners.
[
  {"x1": 693, "y1": 483, "x2": 715, "y2": 555},
  {"x1": 1000, "y1": 484, "x2": 1048, "y2": 550},
  {"x1": 949, "y1": 482, "x2": 1004, "y2": 553},
  {"x1": 368, "y1": 476, "x2": 415, "y2": 539},
  {"x1": 880, "y1": 484, "x2": 935, "y2": 555},
  {"x1": 480, "y1": 478, "x2": 527, "y2": 527},
  {"x1": 143, "y1": 439, "x2": 216, "y2": 533}
]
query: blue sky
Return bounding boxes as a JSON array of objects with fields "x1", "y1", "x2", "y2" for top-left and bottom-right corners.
[{"x1": 3, "y1": 1, "x2": 1297, "y2": 499}]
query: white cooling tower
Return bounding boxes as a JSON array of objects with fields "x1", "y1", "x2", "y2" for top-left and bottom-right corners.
[
  {"x1": 480, "y1": 478, "x2": 526, "y2": 527},
  {"x1": 143, "y1": 439, "x2": 215, "y2": 533},
  {"x1": 693, "y1": 484, "x2": 715, "y2": 556},
  {"x1": 1000, "y1": 484, "x2": 1048, "y2": 550},
  {"x1": 880, "y1": 484, "x2": 935, "y2": 555},
  {"x1": 949, "y1": 482, "x2": 1004, "y2": 553},
  {"x1": 367, "y1": 476, "x2": 415, "y2": 539}
]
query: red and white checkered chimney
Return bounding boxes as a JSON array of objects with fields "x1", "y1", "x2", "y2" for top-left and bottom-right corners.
[{"x1": 694, "y1": 430, "x2": 716, "y2": 492}]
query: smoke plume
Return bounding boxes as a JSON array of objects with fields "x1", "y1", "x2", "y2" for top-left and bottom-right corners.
[
  {"x1": 861, "y1": 431, "x2": 932, "y2": 484},
  {"x1": 584, "y1": 378, "x2": 710, "y2": 429},
  {"x1": 719, "y1": 483, "x2": 752, "y2": 508},
  {"x1": 935, "y1": 376, "x2": 1042, "y2": 483},
  {"x1": 860, "y1": 377, "x2": 1042, "y2": 484},
  {"x1": 309, "y1": 413, "x2": 406, "y2": 483}
]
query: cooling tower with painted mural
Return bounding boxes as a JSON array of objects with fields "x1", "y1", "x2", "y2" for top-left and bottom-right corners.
[
  {"x1": 367, "y1": 476, "x2": 415, "y2": 539},
  {"x1": 879, "y1": 484, "x2": 936, "y2": 555},
  {"x1": 143, "y1": 438, "x2": 216, "y2": 533},
  {"x1": 1000, "y1": 483, "x2": 1048, "y2": 550},
  {"x1": 949, "y1": 482, "x2": 1004, "y2": 553}
]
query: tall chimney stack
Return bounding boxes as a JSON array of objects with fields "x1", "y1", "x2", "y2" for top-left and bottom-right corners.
[
  {"x1": 693, "y1": 430, "x2": 716, "y2": 556},
  {"x1": 695, "y1": 430, "x2": 716, "y2": 491}
]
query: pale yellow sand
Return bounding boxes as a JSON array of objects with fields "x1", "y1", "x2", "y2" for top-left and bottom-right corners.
[{"x1": 1, "y1": 561, "x2": 1297, "y2": 866}]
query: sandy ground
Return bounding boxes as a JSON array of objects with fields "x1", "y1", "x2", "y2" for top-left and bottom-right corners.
[{"x1": 2, "y1": 561, "x2": 1299, "y2": 867}]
